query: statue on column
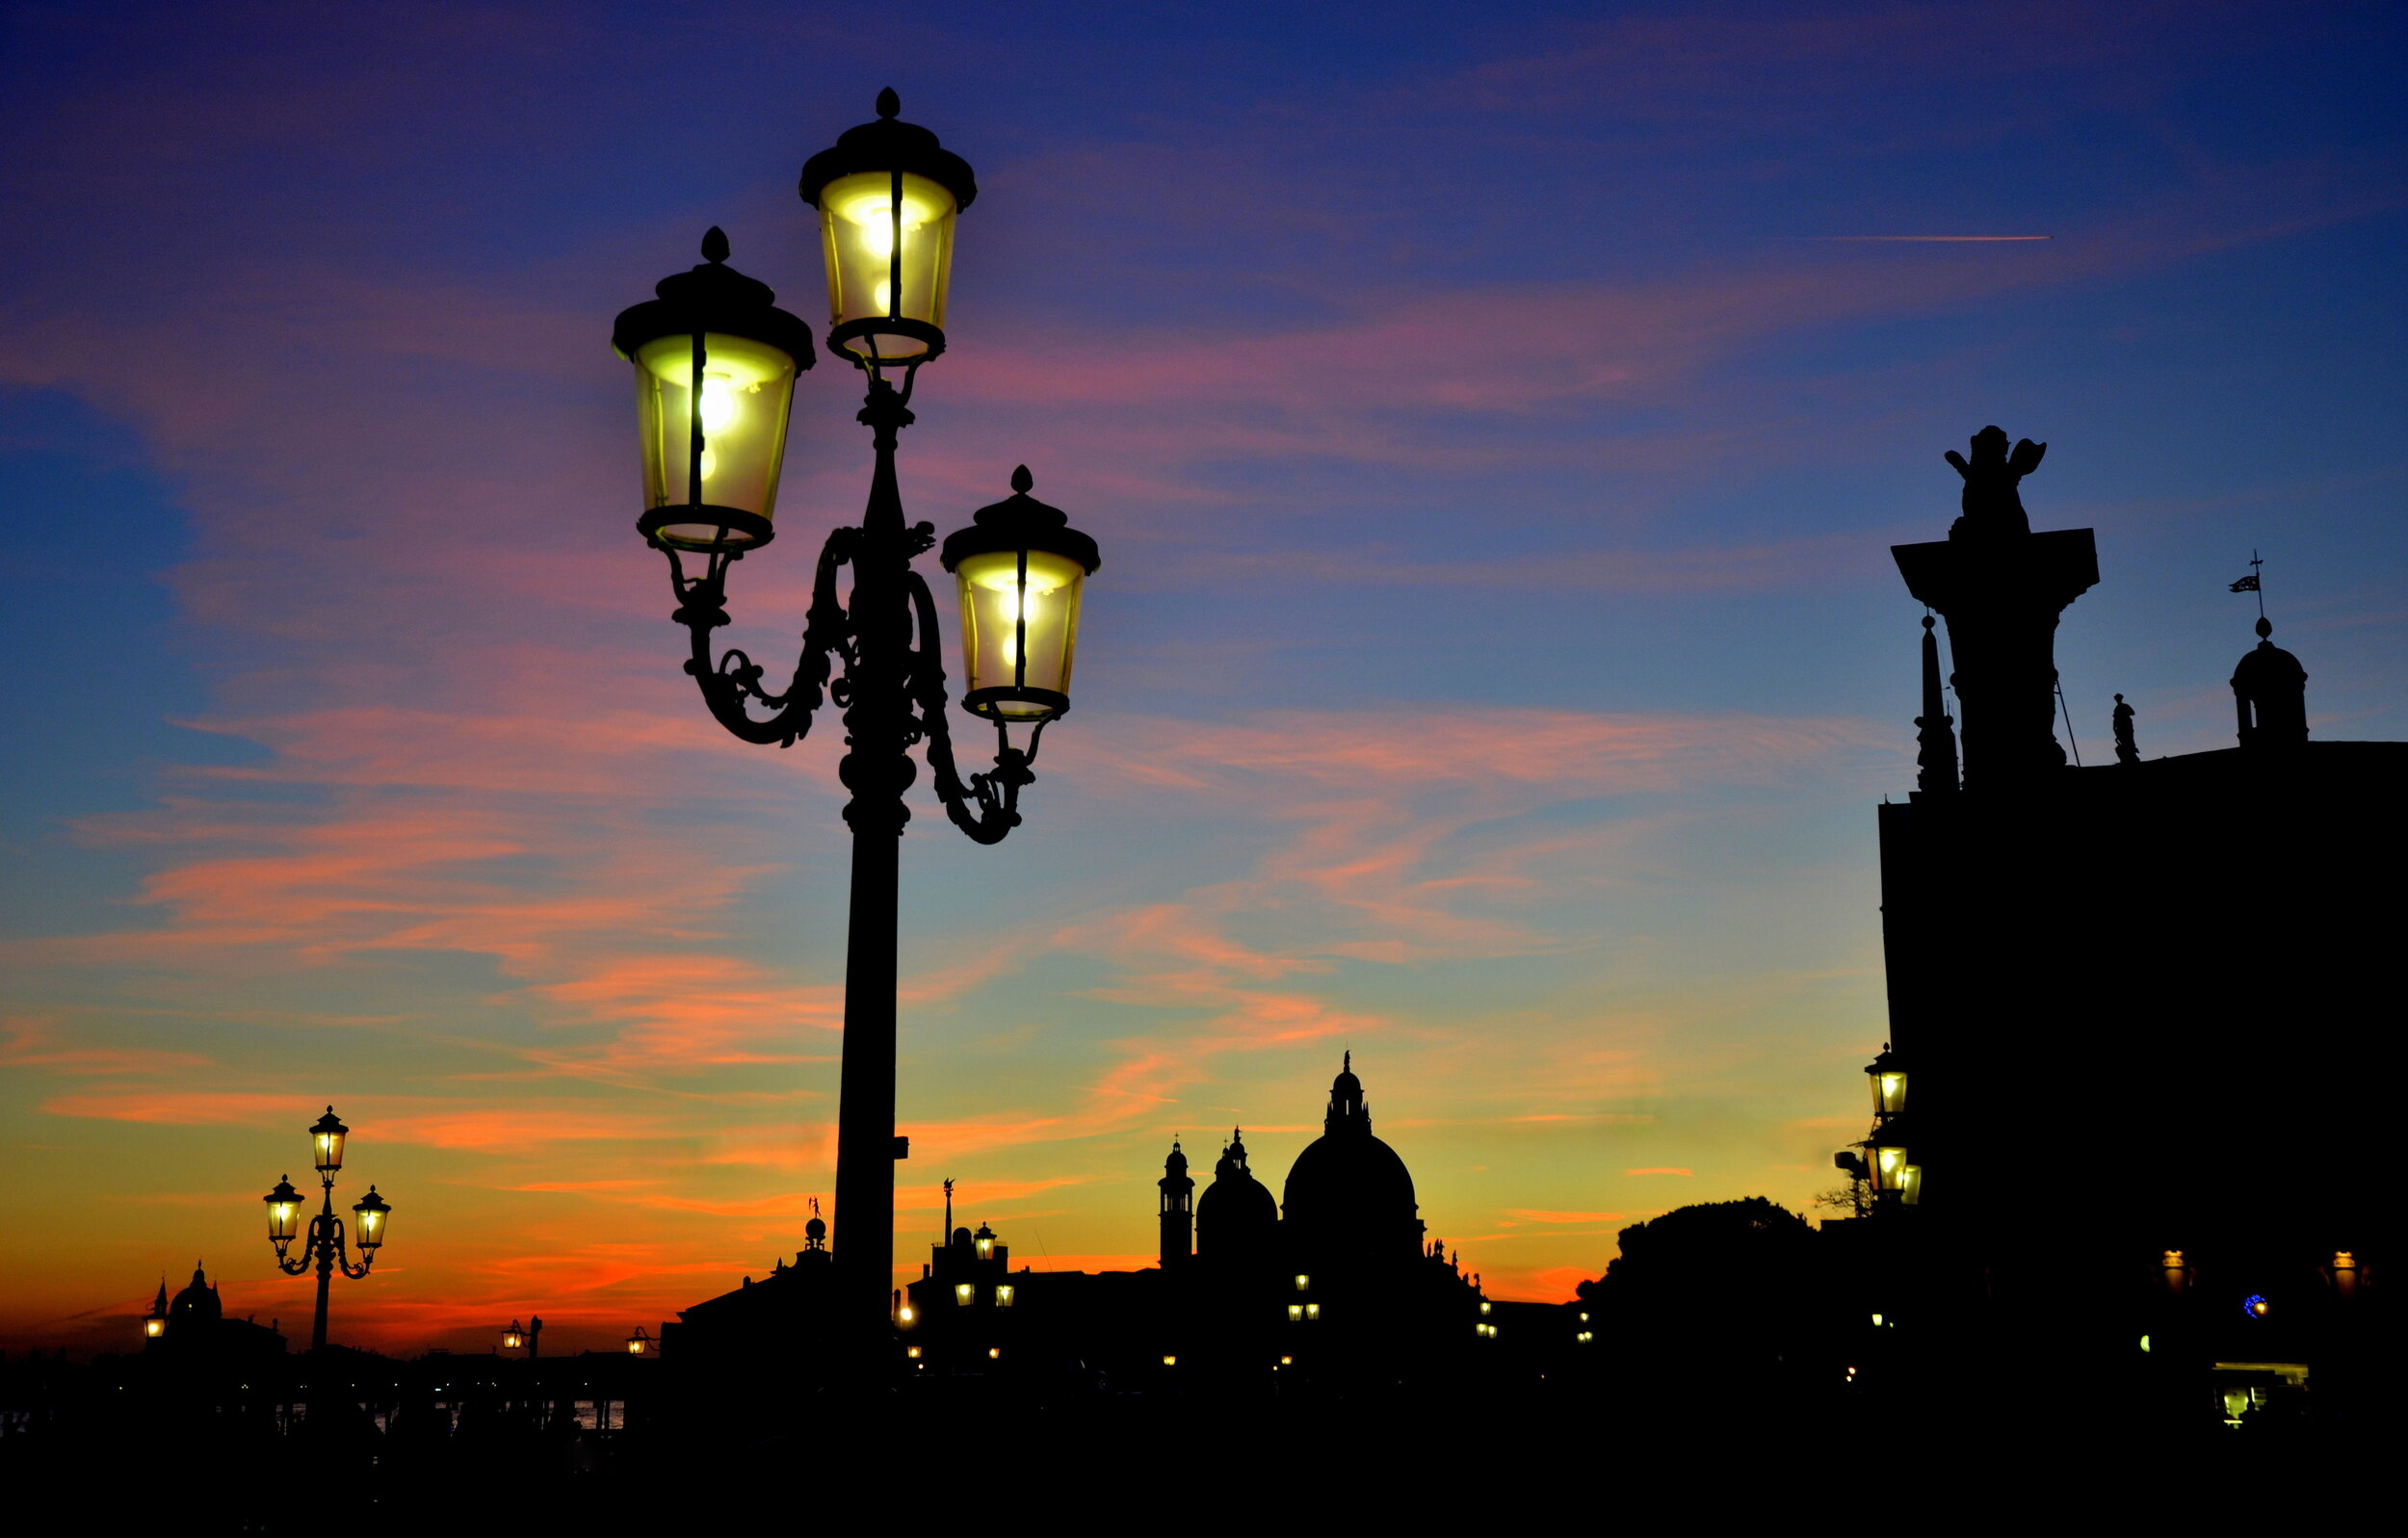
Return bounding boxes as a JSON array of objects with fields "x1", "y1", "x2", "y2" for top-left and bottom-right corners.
[{"x1": 1944, "y1": 425, "x2": 2048, "y2": 539}]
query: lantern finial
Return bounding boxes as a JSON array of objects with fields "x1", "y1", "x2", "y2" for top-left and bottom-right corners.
[
  {"x1": 701, "y1": 226, "x2": 730, "y2": 264},
  {"x1": 877, "y1": 87, "x2": 901, "y2": 119},
  {"x1": 1011, "y1": 464, "x2": 1033, "y2": 494}
]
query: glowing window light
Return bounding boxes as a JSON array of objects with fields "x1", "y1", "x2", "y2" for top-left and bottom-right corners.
[
  {"x1": 1279, "y1": 1356, "x2": 1293, "y2": 1366},
  {"x1": 1288, "y1": 1305, "x2": 1303, "y2": 1322},
  {"x1": 906, "y1": 1346, "x2": 922, "y2": 1359},
  {"x1": 1293, "y1": 1274, "x2": 1310, "y2": 1292},
  {"x1": 1871, "y1": 1313, "x2": 1885, "y2": 1327}
]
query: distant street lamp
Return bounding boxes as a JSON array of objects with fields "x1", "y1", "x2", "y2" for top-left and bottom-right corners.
[
  {"x1": 142, "y1": 1281, "x2": 168, "y2": 1342},
  {"x1": 502, "y1": 1316, "x2": 542, "y2": 1356},
  {"x1": 626, "y1": 1328, "x2": 654, "y2": 1357},
  {"x1": 262, "y1": 1107, "x2": 390, "y2": 1352},
  {"x1": 609, "y1": 89, "x2": 1102, "y2": 1361}
]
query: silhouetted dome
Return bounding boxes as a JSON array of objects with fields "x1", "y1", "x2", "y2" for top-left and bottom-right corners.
[
  {"x1": 169, "y1": 1264, "x2": 222, "y2": 1323},
  {"x1": 1281, "y1": 1058, "x2": 1422, "y2": 1263},
  {"x1": 1283, "y1": 1131, "x2": 1417, "y2": 1226},
  {"x1": 1197, "y1": 1131, "x2": 1278, "y2": 1258}
]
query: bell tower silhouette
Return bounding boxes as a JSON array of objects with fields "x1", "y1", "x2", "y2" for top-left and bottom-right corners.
[{"x1": 1158, "y1": 1137, "x2": 1193, "y2": 1269}]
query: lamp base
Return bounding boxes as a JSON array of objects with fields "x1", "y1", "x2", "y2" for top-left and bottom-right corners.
[{"x1": 641, "y1": 506, "x2": 775, "y2": 553}]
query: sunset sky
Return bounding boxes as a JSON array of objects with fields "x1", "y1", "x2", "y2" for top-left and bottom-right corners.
[{"x1": 4, "y1": 0, "x2": 2403, "y2": 1357}]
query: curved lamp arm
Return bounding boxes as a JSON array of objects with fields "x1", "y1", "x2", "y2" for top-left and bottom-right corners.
[
  {"x1": 667, "y1": 530, "x2": 857, "y2": 747},
  {"x1": 906, "y1": 569, "x2": 1036, "y2": 846}
]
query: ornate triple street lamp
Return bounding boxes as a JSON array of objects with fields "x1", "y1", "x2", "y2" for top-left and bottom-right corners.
[
  {"x1": 610, "y1": 90, "x2": 1102, "y2": 1359},
  {"x1": 262, "y1": 1107, "x2": 391, "y2": 1352}
]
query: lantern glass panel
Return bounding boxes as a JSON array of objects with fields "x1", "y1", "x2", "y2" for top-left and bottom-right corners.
[
  {"x1": 817, "y1": 170, "x2": 958, "y2": 359},
  {"x1": 633, "y1": 332, "x2": 798, "y2": 549},
  {"x1": 1898, "y1": 1163, "x2": 1923, "y2": 1206},
  {"x1": 352, "y1": 1198, "x2": 387, "y2": 1252},
  {"x1": 266, "y1": 1190, "x2": 302, "y2": 1243},
  {"x1": 144, "y1": 1316, "x2": 166, "y2": 1340},
  {"x1": 1872, "y1": 1070, "x2": 1907, "y2": 1116},
  {"x1": 995, "y1": 1285, "x2": 1015, "y2": 1308},
  {"x1": 313, "y1": 1128, "x2": 346, "y2": 1174},
  {"x1": 955, "y1": 549, "x2": 1085, "y2": 718}
]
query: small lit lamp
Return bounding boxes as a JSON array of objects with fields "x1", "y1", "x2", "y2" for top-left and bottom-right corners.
[
  {"x1": 1868, "y1": 1122, "x2": 1911, "y2": 1200},
  {"x1": 940, "y1": 468, "x2": 1102, "y2": 724},
  {"x1": 264, "y1": 1175, "x2": 304, "y2": 1258},
  {"x1": 1866, "y1": 1045, "x2": 1907, "y2": 1117},
  {"x1": 995, "y1": 1284, "x2": 1015, "y2": 1308},
  {"x1": 2160, "y1": 1249, "x2": 2191, "y2": 1294},
  {"x1": 798, "y1": 89, "x2": 977, "y2": 375},
  {"x1": 2328, "y1": 1250, "x2": 2364, "y2": 1300},
  {"x1": 1898, "y1": 1164, "x2": 1923, "y2": 1207},
  {"x1": 1293, "y1": 1274, "x2": 1310, "y2": 1293},
  {"x1": 614, "y1": 227, "x2": 814, "y2": 554},
  {"x1": 626, "y1": 1329, "x2": 652, "y2": 1357},
  {"x1": 974, "y1": 1223, "x2": 995, "y2": 1262},
  {"x1": 311, "y1": 1108, "x2": 349, "y2": 1175},
  {"x1": 350, "y1": 1186, "x2": 390, "y2": 1258},
  {"x1": 502, "y1": 1320, "x2": 526, "y2": 1351}
]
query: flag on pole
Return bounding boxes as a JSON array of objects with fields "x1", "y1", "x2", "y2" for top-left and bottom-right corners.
[{"x1": 2230, "y1": 574, "x2": 2260, "y2": 592}]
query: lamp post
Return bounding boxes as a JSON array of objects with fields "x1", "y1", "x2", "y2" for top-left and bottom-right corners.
[
  {"x1": 263, "y1": 1107, "x2": 390, "y2": 1352},
  {"x1": 610, "y1": 90, "x2": 1101, "y2": 1361},
  {"x1": 626, "y1": 1328, "x2": 655, "y2": 1357},
  {"x1": 502, "y1": 1316, "x2": 542, "y2": 1356}
]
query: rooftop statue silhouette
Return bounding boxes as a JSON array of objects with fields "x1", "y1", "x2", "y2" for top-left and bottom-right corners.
[{"x1": 2111, "y1": 693, "x2": 2138, "y2": 765}]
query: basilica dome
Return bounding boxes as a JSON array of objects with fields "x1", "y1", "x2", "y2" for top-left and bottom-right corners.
[{"x1": 1280, "y1": 1056, "x2": 1423, "y2": 1264}]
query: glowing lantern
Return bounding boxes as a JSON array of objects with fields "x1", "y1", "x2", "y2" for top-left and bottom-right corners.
[
  {"x1": 940, "y1": 467, "x2": 1101, "y2": 723},
  {"x1": 955, "y1": 1283, "x2": 975, "y2": 1307},
  {"x1": 798, "y1": 89, "x2": 976, "y2": 373},
  {"x1": 502, "y1": 1321, "x2": 526, "y2": 1351},
  {"x1": 1866, "y1": 1046, "x2": 1908, "y2": 1116},
  {"x1": 311, "y1": 1108, "x2": 349, "y2": 1174},
  {"x1": 626, "y1": 1329, "x2": 652, "y2": 1357},
  {"x1": 1869, "y1": 1124, "x2": 1911, "y2": 1197},
  {"x1": 995, "y1": 1284, "x2": 1015, "y2": 1309},
  {"x1": 144, "y1": 1316, "x2": 166, "y2": 1341},
  {"x1": 613, "y1": 227, "x2": 813, "y2": 554},
  {"x1": 351, "y1": 1186, "x2": 390, "y2": 1253},
  {"x1": 1898, "y1": 1164, "x2": 1923, "y2": 1207},
  {"x1": 264, "y1": 1175, "x2": 305, "y2": 1253}
]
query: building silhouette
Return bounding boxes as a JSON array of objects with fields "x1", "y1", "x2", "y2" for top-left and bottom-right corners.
[
  {"x1": 1861, "y1": 428, "x2": 2395, "y2": 1423},
  {"x1": 670, "y1": 1057, "x2": 1563, "y2": 1393}
]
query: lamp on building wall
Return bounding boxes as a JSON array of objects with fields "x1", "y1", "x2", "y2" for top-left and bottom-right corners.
[
  {"x1": 1866, "y1": 1046, "x2": 1908, "y2": 1116},
  {"x1": 626, "y1": 1328, "x2": 654, "y2": 1356}
]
